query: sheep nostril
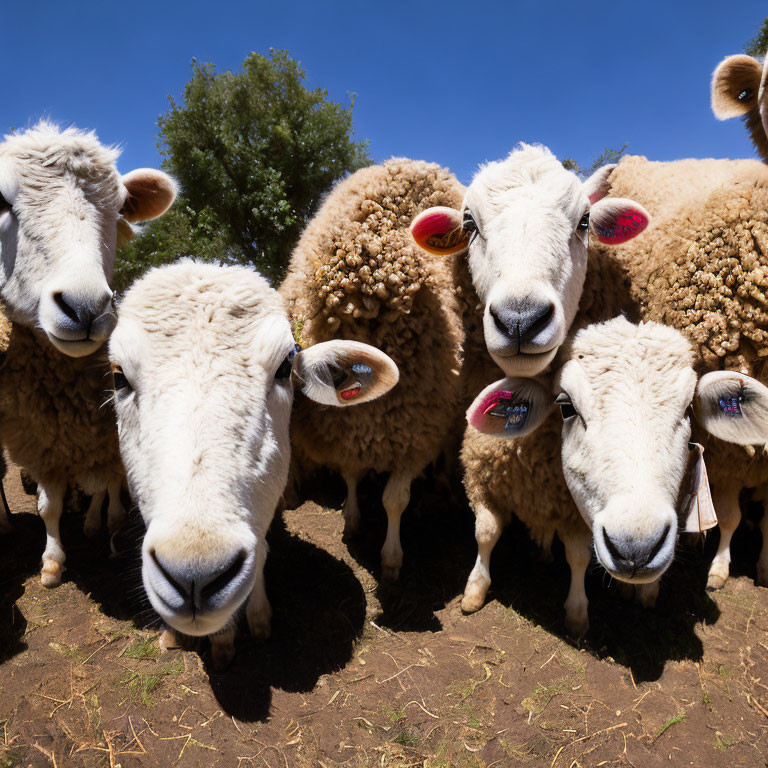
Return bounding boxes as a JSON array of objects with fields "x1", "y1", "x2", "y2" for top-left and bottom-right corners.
[
  {"x1": 199, "y1": 551, "x2": 247, "y2": 601},
  {"x1": 644, "y1": 524, "x2": 671, "y2": 566},
  {"x1": 150, "y1": 548, "x2": 189, "y2": 600},
  {"x1": 53, "y1": 291, "x2": 82, "y2": 325},
  {"x1": 601, "y1": 528, "x2": 628, "y2": 567}
]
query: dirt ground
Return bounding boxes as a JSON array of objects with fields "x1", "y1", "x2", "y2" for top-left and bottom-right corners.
[{"x1": 0, "y1": 466, "x2": 767, "y2": 768}]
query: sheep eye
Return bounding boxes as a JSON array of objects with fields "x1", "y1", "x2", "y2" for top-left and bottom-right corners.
[
  {"x1": 112, "y1": 365, "x2": 131, "y2": 392},
  {"x1": 275, "y1": 343, "x2": 301, "y2": 380},
  {"x1": 463, "y1": 210, "x2": 479, "y2": 238},
  {"x1": 555, "y1": 392, "x2": 577, "y2": 420},
  {"x1": 577, "y1": 211, "x2": 590, "y2": 231},
  {"x1": 0, "y1": 192, "x2": 10, "y2": 214}
]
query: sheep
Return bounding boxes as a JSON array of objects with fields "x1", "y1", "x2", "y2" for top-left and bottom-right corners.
[
  {"x1": 0, "y1": 122, "x2": 176, "y2": 585},
  {"x1": 109, "y1": 259, "x2": 399, "y2": 669},
  {"x1": 590, "y1": 153, "x2": 768, "y2": 590},
  {"x1": 712, "y1": 52, "x2": 768, "y2": 161},
  {"x1": 410, "y1": 143, "x2": 649, "y2": 381},
  {"x1": 280, "y1": 158, "x2": 468, "y2": 580},
  {"x1": 282, "y1": 150, "x2": 649, "y2": 580},
  {"x1": 462, "y1": 314, "x2": 768, "y2": 635}
]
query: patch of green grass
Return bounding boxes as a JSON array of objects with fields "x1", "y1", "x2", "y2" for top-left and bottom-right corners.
[
  {"x1": 702, "y1": 691, "x2": 711, "y2": 706},
  {"x1": 120, "y1": 659, "x2": 183, "y2": 705},
  {"x1": 392, "y1": 728, "x2": 419, "y2": 747},
  {"x1": 121, "y1": 636, "x2": 160, "y2": 660},
  {"x1": 715, "y1": 732, "x2": 734, "y2": 751},
  {"x1": 0, "y1": 750, "x2": 24, "y2": 768},
  {"x1": 383, "y1": 704, "x2": 406, "y2": 724},
  {"x1": 48, "y1": 641, "x2": 85, "y2": 662},
  {"x1": 500, "y1": 740, "x2": 534, "y2": 762},
  {"x1": 521, "y1": 681, "x2": 568, "y2": 716},
  {"x1": 655, "y1": 710, "x2": 686, "y2": 740},
  {"x1": 717, "y1": 664, "x2": 730, "y2": 678}
]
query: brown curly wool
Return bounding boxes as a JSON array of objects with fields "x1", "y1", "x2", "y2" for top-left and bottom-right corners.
[
  {"x1": 0, "y1": 316, "x2": 122, "y2": 498},
  {"x1": 280, "y1": 158, "x2": 468, "y2": 578}
]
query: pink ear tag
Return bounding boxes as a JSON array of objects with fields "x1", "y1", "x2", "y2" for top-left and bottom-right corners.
[
  {"x1": 410, "y1": 208, "x2": 469, "y2": 255},
  {"x1": 593, "y1": 210, "x2": 647, "y2": 244},
  {"x1": 681, "y1": 443, "x2": 718, "y2": 533},
  {"x1": 469, "y1": 389, "x2": 529, "y2": 434}
]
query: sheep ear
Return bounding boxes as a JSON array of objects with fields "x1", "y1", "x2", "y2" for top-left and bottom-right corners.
[
  {"x1": 467, "y1": 377, "x2": 552, "y2": 438},
  {"x1": 695, "y1": 371, "x2": 768, "y2": 445},
  {"x1": 589, "y1": 198, "x2": 649, "y2": 244},
  {"x1": 582, "y1": 163, "x2": 617, "y2": 205},
  {"x1": 711, "y1": 54, "x2": 762, "y2": 119},
  {"x1": 293, "y1": 340, "x2": 399, "y2": 407},
  {"x1": 120, "y1": 169, "x2": 177, "y2": 223},
  {"x1": 410, "y1": 206, "x2": 469, "y2": 256}
]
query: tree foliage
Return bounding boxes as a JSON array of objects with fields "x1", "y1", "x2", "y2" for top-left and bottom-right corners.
[
  {"x1": 562, "y1": 144, "x2": 629, "y2": 175},
  {"x1": 115, "y1": 49, "x2": 371, "y2": 290},
  {"x1": 745, "y1": 16, "x2": 768, "y2": 57}
]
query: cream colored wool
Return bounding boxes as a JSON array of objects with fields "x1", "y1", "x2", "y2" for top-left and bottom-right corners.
[{"x1": 280, "y1": 158, "x2": 470, "y2": 578}]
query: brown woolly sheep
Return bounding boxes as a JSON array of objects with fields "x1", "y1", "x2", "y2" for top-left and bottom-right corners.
[
  {"x1": 0, "y1": 313, "x2": 124, "y2": 583},
  {"x1": 712, "y1": 52, "x2": 768, "y2": 161},
  {"x1": 280, "y1": 158, "x2": 468, "y2": 580},
  {"x1": 594, "y1": 154, "x2": 768, "y2": 590}
]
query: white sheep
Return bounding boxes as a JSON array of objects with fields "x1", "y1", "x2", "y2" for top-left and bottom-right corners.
[
  {"x1": 109, "y1": 260, "x2": 399, "y2": 669},
  {"x1": 0, "y1": 122, "x2": 176, "y2": 585},
  {"x1": 462, "y1": 316, "x2": 767, "y2": 634}
]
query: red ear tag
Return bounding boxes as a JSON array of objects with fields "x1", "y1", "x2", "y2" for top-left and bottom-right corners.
[
  {"x1": 593, "y1": 211, "x2": 647, "y2": 244},
  {"x1": 411, "y1": 209, "x2": 469, "y2": 255},
  {"x1": 340, "y1": 384, "x2": 362, "y2": 400}
]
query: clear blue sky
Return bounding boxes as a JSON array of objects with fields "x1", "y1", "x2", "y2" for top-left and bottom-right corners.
[{"x1": 4, "y1": 1, "x2": 766, "y2": 185}]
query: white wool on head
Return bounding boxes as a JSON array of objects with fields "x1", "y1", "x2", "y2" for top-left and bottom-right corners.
[
  {"x1": 463, "y1": 143, "x2": 589, "y2": 377},
  {"x1": 557, "y1": 317, "x2": 696, "y2": 581}
]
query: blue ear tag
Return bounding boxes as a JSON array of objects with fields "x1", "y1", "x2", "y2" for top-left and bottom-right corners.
[
  {"x1": 486, "y1": 396, "x2": 529, "y2": 433},
  {"x1": 351, "y1": 363, "x2": 372, "y2": 376},
  {"x1": 718, "y1": 395, "x2": 742, "y2": 417}
]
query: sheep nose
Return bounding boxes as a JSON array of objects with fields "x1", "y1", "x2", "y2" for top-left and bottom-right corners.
[
  {"x1": 489, "y1": 301, "x2": 555, "y2": 350},
  {"x1": 150, "y1": 549, "x2": 247, "y2": 613},
  {"x1": 52, "y1": 290, "x2": 115, "y2": 340},
  {"x1": 601, "y1": 524, "x2": 671, "y2": 575}
]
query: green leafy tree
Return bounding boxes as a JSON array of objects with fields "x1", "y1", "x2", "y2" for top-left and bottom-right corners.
[
  {"x1": 562, "y1": 143, "x2": 629, "y2": 175},
  {"x1": 746, "y1": 16, "x2": 768, "y2": 57},
  {"x1": 116, "y1": 49, "x2": 371, "y2": 290}
]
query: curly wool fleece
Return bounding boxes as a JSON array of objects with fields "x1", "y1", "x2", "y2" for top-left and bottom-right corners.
[{"x1": 280, "y1": 158, "x2": 467, "y2": 478}]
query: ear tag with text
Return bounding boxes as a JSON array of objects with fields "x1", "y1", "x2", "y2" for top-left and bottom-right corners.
[
  {"x1": 681, "y1": 442, "x2": 718, "y2": 533},
  {"x1": 334, "y1": 362, "x2": 374, "y2": 402},
  {"x1": 482, "y1": 391, "x2": 530, "y2": 433},
  {"x1": 718, "y1": 393, "x2": 743, "y2": 417}
]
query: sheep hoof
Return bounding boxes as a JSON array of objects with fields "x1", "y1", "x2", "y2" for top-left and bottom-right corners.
[
  {"x1": 381, "y1": 563, "x2": 401, "y2": 582},
  {"x1": 40, "y1": 561, "x2": 62, "y2": 588},
  {"x1": 210, "y1": 639, "x2": 235, "y2": 671},
  {"x1": 246, "y1": 602, "x2": 272, "y2": 640},
  {"x1": 565, "y1": 611, "x2": 589, "y2": 638},
  {"x1": 706, "y1": 570, "x2": 728, "y2": 591},
  {"x1": 159, "y1": 628, "x2": 182, "y2": 651},
  {"x1": 460, "y1": 591, "x2": 486, "y2": 614}
]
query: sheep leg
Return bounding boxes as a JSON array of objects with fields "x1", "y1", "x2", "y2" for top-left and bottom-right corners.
[
  {"x1": 380, "y1": 471, "x2": 412, "y2": 581},
  {"x1": 707, "y1": 485, "x2": 741, "y2": 590},
  {"x1": 106, "y1": 478, "x2": 126, "y2": 533},
  {"x1": 38, "y1": 480, "x2": 66, "y2": 588},
  {"x1": 562, "y1": 531, "x2": 592, "y2": 637},
  {"x1": 246, "y1": 541, "x2": 272, "y2": 640},
  {"x1": 757, "y1": 508, "x2": 768, "y2": 587},
  {"x1": 342, "y1": 469, "x2": 363, "y2": 536},
  {"x1": 83, "y1": 491, "x2": 105, "y2": 537},
  {"x1": 210, "y1": 624, "x2": 237, "y2": 671},
  {"x1": 461, "y1": 502, "x2": 503, "y2": 613},
  {"x1": 634, "y1": 579, "x2": 660, "y2": 609},
  {"x1": 538, "y1": 529, "x2": 555, "y2": 564}
]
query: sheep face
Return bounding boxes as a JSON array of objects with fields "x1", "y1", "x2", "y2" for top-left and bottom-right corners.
[
  {"x1": 712, "y1": 53, "x2": 768, "y2": 162},
  {"x1": 110, "y1": 261, "x2": 398, "y2": 638},
  {"x1": 411, "y1": 145, "x2": 648, "y2": 377},
  {"x1": 0, "y1": 123, "x2": 175, "y2": 357}
]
